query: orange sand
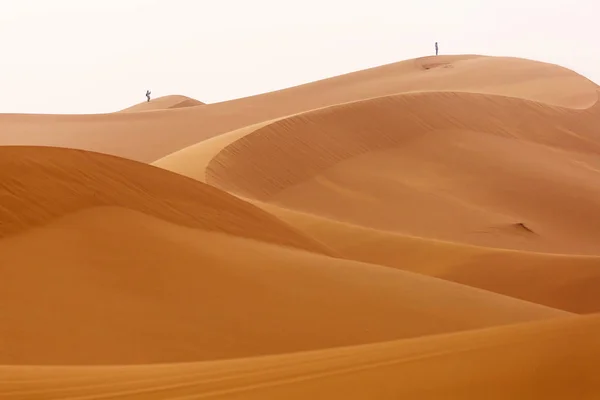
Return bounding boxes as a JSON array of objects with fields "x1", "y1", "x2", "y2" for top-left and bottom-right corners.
[
  {"x1": 1, "y1": 206, "x2": 567, "y2": 365},
  {"x1": 1, "y1": 54, "x2": 599, "y2": 397}
]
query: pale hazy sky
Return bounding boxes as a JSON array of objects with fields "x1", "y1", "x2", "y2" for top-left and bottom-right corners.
[{"x1": 1, "y1": 0, "x2": 598, "y2": 114}]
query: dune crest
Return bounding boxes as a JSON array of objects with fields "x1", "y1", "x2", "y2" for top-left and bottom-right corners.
[
  {"x1": 1, "y1": 55, "x2": 597, "y2": 162},
  {"x1": 0, "y1": 146, "x2": 330, "y2": 254},
  {"x1": 118, "y1": 95, "x2": 205, "y2": 113}
]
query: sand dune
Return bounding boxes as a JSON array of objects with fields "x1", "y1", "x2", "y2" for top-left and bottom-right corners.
[
  {"x1": 118, "y1": 95, "x2": 205, "y2": 113},
  {"x1": 1, "y1": 53, "x2": 599, "y2": 397},
  {"x1": 155, "y1": 120, "x2": 277, "y2": 182},
  {"x1": 0, "y1": 146, "x2": 332, "y2": 254},
  {"x1": 259, "y1": 204, "x2": 600, "y2": 313},
  {"x1": 2, "y1": 314, "x2": 598, "y2": 399},
  {"x1": 0, "y1": 55, "x2": 596, "y2": 162},
  {"x1": 0, "y1": 205, "x2": 568, "y2": 365},
  {"x1": 190, "y1": 91, "x2": 600, "y2": 254}
]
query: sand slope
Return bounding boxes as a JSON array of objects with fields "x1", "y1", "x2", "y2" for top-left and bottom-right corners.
[
  {"x1": 1, "y1": 54, "x2": 600, "y2": 397},
  {"x1": 2, "y1": 314, "x2": 598, "y2": 399},
  {"x1": 0, "y1": 146, "x2": 329, "y2": 253},
  {"x1": 0, "y1": 206, "x2": 568, "y2": 365},
  {"x1": 260, "y1": 204, "x2": 600, "y2": 314},
  {"x1": 155, "y1": 120, "x2": 276, "y2": 182},
  {"x1": 193, "y1": 92, "x2": 600, "y2": 254},
  {"x1": 0, "y1": 55, "x2": 596, "y2": 162}
]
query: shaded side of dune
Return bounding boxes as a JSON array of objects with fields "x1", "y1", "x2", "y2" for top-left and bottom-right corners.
[
  {"x1": 0, "y1": 146, "x2": 331, "y2": 254},
  {"x1": 206, "y1": 91, "x2": 600, "y2": 200}
]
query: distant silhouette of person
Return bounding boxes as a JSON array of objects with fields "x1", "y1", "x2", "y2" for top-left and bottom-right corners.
[
  {"x1": 435, "y1": 42, "x2": 439, "y2": 56},
  {"x1": 146, "y1": 90, "x2": 151, "y2": 102}
]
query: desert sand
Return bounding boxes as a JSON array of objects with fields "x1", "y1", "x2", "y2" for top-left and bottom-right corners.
[{"x1": 1, "y1": 54, "x2": 599, "y2": 398}]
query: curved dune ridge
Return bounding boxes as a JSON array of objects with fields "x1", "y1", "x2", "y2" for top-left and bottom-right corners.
[
  {"x1": 118, "y1": 95, "x2": 206, "y2": 113},
  {"x1": 204, "y1": 91, "x2": 600, "y2": 198},
  {"x1": 195, "y1": 91, "x2": 600, "y2": 254},
  {"x1": 0, "y1": 146, "x2": 329, "y2": 254},
  {"x1": 0, "y1": 55, "x2": 597, "y2": 163},
  {"x1": 2, "y1": 54, "x2": 600, "y2": 397},
  {"x1": 259, "y1": 203, "x2": 600, "y2": 314}
]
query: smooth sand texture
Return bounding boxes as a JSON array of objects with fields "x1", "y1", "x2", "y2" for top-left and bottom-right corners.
[
  {"x1": 1, "y1": 54, "x2": 600, "y2": 397},
  {"x1": 0, "y1": 206, "x2": 568, "y2": 365},
  {"x1": 259, "y1": 203, "x2": 600, "y2": 313},
  {"x1": 2, "y1": 315, "x2": 599, "y2": 399}
]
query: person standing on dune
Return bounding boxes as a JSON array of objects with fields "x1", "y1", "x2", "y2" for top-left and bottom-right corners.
[
  {"x1": 435, "y1": 42, "x2": 439, "y2": 56},
  {"x1": 146, "y1": 90, "x2": 151, "y2": 102}
]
